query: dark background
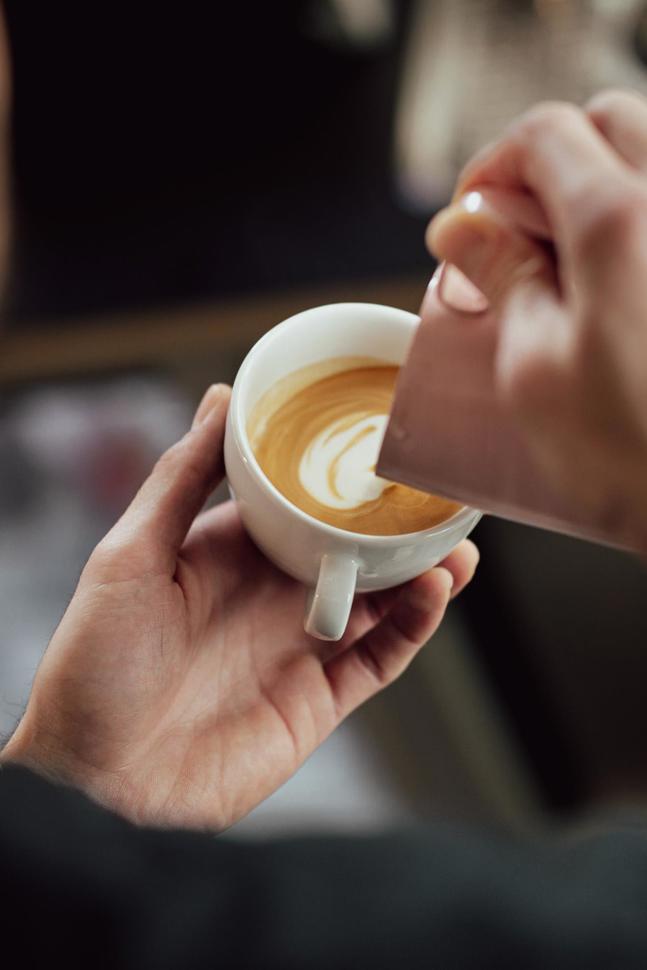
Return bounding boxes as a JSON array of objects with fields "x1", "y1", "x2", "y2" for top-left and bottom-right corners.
[{"x1": 4, "y1": 1, "x2": 427, "y2": 324}]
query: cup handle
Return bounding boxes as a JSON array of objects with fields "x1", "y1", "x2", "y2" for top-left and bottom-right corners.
[{"x1": 304, "y1": 553, "x2": 358, "y2": 641}]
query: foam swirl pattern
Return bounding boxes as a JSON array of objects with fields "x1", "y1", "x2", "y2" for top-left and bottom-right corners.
[{"x1": 250, "y1": 363, "x2": 461, "y2": 536}]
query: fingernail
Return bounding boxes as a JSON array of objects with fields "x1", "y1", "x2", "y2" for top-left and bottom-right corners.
[
  {"x1": 438, "y1": 263, "x2": 489, "y2": 315},
  {"x1": 192, "y1": 384, "x2": 227, "y2": 429}
]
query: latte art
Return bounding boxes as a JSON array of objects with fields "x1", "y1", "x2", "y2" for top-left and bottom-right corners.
[
  {"x1": 249, "y1": 359, "x2": 461, "y2": 536},
  {"x1": 299, "y1": 413, "x2": 391, "y2": 510}
]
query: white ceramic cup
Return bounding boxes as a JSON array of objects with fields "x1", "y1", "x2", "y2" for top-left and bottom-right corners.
[{"x1": 224, "y1": 303, "x2": 480, "y2": 641}]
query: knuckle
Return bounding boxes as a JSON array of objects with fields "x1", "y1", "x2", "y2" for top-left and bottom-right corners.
[
  {"x1": 573, "y1": 190, "x2": 647, "y2": 265},
  {"x1": 357, "y1": 640, "x2": 393, "y2": 688},
  {"x1": 515, "y1": 101, "x2": 582, "y2": 141},
  {"x1": 83, "y1": 535, "x2": 122, "y2": 578},
  {"x1": 84, "y1": 534, "x2": 150, "y2": 584},
  {"x1": 154, "y1": 438, "x2": 187, "y2": 476},
  {"x1": 587, "y1": 88, "x2": 628, "y2": 124},
  {"x1": 153, "y1": 434, "x2": 205, "y2": 493},
  {"x1": 587, "y1": 87, "x2": 647, "y2": 125}
]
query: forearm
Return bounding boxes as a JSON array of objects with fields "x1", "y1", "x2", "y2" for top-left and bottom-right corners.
[{"x1": 3, "y1": 763, "x2": 647, "y2": 970}]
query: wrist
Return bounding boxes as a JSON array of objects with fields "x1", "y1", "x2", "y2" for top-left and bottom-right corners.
[
  {"x1": 0, "y1": 711, "x2": 92, "y2": 793},
  {"x1": 0, "y1": 711, "x2": 147, "y2": 825},
  {"x1": 1, "y1": 714, "x2": 61, "y2": 780}
]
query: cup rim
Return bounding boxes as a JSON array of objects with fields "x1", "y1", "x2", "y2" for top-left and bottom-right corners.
[{"x1": 230, "y1": 302, "x2": 480, "y2": 545}]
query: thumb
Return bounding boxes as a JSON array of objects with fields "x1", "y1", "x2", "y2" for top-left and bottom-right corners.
[
  {"x1": 92, "y1": 384, "x2": 232, "y2": 578},
  {"x1": 426, "y1": 191, "x2": 574, "y2": 422},
  {"x1": 426, "y1": 190, "x2": 555, "y2": 311}
]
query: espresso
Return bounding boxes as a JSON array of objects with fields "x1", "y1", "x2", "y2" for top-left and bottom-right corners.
[{"x1": 249, "y1": 358, "x2": 461, "y2": 536}]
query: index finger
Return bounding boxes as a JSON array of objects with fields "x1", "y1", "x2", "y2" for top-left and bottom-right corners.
[
  {"x1": 92, "y1": 385, "x2": 231, "y2": 579},
  {"x1": 455, "y1": 102, "x2": 627, "y2": 256}
]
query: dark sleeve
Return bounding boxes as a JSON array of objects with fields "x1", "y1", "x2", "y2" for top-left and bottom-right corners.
[{"x1": 2, "y1": 764, "x2": 647, "y2": 970}]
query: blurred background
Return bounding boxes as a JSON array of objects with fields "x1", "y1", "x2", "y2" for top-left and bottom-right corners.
[{"x1": 3, "y1": 0, "x2": 647, "y2": 839}]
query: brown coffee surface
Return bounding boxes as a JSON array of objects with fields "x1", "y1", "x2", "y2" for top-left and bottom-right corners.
[{"x1": 249, "y1": 359, "x2": 461, "y2": 536}]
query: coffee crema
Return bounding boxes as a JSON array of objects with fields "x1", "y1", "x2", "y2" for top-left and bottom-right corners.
[{"x1": 248, "y1": 358, "x2": 461, "y2": 536}]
